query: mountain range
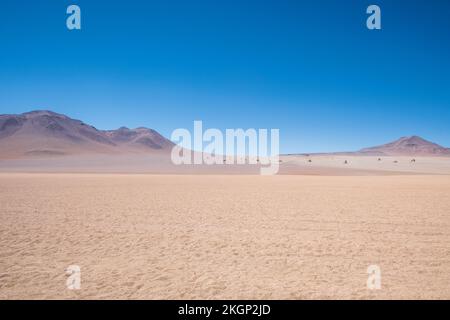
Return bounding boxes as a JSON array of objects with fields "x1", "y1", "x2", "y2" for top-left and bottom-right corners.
[
  {"x1": 0, "y1": 110, "x2": 449, "y2": 159},
  {"x1": 0, "y1": 110, "x2": 173, "y2": 159},
  {"x1": 358, "y1": 135, "x2": 450, "y2": 156}
]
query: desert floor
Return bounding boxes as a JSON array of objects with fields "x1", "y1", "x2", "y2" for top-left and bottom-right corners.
[{"x1": 0, "y1": 173, "x2": 449, "y2": 299}]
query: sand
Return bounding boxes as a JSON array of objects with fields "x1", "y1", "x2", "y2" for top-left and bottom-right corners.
[
  {"x1": 0, "y1": 173, "x2": 449, "y2": 299},
  {"x1": 1, "y1": 154, "x2": 450, "y2": 176},
  {"x1": 281, "y1": 155, "x2": 450, "y2": 175}
]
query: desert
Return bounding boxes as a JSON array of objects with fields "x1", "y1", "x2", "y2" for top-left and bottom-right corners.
[
  {"x1": 0, "y1": 111, "x2": 449, "y2": 300},
  {"x1": 0, "y1": 173, "x2": 449, "y2": 299}
]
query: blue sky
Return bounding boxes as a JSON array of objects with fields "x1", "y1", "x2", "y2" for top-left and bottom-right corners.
[{"x1": 0, "y1": 0, "x2": 449, "y2": 153}]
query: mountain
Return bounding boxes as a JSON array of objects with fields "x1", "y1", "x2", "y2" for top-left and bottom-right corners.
[
  {"x1": 2, "y1": 111, "x2": 449, "y2": 160},
  {"x1": 104, "y1": 126, "x2": 172, "y2": 150},
  {"x1": 359, "y1": 136, "x2": 450, "y2": 156},
  {"x1": 0, "y1": 110, "x2": 174, "y2": 159}
]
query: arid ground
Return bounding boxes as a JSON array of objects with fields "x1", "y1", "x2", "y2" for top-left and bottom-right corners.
[{"x1": 1, "y1": 173, "x2": 449, "y2": 299}]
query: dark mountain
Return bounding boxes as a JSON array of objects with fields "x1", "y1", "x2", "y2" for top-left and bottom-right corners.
[
  {"x1": 0, "y1": 110, "x2": 174, "y2": 158},
  {"x1": 358, "y1": 136, "x2": 450, "y2": 156}
]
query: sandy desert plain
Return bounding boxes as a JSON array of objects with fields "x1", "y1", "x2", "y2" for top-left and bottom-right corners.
[
  {"x1": 0, "y1": 111, "x2": 449, "y2": 299},
  {"x1": 1, "y1": 154, "x2": 450, "y2": 300}
]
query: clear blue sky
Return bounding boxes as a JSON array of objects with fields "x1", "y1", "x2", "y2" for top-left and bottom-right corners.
[{"x1": 1, "y1": 0, "x2": 449, "y2": 153}]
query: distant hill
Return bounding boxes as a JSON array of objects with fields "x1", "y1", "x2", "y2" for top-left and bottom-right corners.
[
  {"x1": 0, "y1": 110, "x2": 173, "y2": 159},
  {"x1": 358, "y1": 136, "x2": 450, "y2": 156},
  {"x1": 287, "y1": 136, "x2": 450, "y2": 157}
]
